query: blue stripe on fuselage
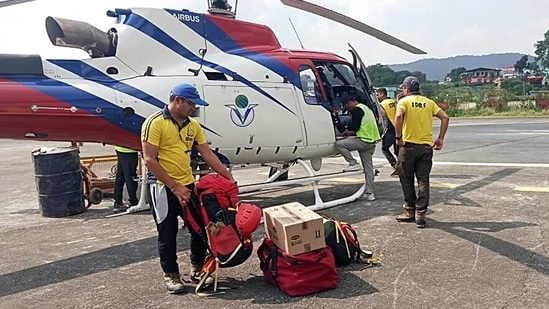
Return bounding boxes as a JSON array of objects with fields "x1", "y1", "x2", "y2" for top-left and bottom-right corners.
[
  {"x1": 44, "y1": 60, "x2": 222, "y2": 137},
  {"x1": 9, "y1": 76, "x2": 144, "y2": 135},
  {"x1": 47, "y1": 60, "x2": 165, "y2": 109},
  {"x1": 122, "y1": 12, "x2": 297, "y2": 116},
  {"x1": 199, "y1": 15, "x2": 301, "y2": 89}
]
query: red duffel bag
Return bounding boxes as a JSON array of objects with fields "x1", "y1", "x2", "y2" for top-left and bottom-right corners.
[{"x1": 257, "y1": 236, "x2": 338, "y2": 296}]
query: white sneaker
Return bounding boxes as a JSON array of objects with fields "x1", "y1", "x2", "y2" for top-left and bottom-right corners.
[
  {"x1": 343, "y1": 163, "x2": 361, "y2": 172},
  {"x1": 361, "y1": 193, "x2": 376, "y2": 201}
]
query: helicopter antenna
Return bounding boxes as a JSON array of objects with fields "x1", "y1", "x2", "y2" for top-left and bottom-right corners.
[{"x1": 288, "y1": 18, "x2": 304, "y2": 49}]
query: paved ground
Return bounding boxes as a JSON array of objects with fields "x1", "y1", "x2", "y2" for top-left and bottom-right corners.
[{"x1": 1, "y1": 132, "x2": 548, "y2": 309}]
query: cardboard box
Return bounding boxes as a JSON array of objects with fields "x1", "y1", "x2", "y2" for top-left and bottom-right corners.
[{"x1": 263, "y1": 202, "x2": 325, "y2": 255}]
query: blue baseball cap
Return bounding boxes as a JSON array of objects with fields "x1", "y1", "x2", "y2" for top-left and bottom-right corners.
[{"x1": 170, "y1": 83, "x2": 209, "y2": 106}]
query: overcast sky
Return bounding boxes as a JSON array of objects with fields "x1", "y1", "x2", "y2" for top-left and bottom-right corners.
[{"x1": 1, "y1": 0, "x2": 549, "y2": 66}]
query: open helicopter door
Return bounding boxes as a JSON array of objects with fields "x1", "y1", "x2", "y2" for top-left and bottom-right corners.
[
  {"x1": 347, "y1": 43, "x2": 387, "y2": 134},
  {"x1": 291, "y1": 59, "x2": 336, "y2": 148}
]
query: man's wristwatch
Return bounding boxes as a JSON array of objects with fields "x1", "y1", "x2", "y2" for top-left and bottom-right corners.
[{"x1": 395, "y1": 136, "x2": 402, "y2": 140}]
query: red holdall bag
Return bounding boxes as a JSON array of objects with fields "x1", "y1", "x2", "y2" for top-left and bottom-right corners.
[{"x1": 257, "y1": 237, "x2": 338, "y2": 297}]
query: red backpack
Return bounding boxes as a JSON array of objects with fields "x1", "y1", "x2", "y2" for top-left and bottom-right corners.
[{"x1": 186, "y1": 173, "x2": 261, "y2": 293}]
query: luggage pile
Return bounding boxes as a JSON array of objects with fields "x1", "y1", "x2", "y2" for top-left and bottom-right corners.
[
  {"x1": 257, "y1": 202, "x2": 381, "y2": 296},
  {"x1": 257, "y1": 202, "x2": 338, "y2": 297}
]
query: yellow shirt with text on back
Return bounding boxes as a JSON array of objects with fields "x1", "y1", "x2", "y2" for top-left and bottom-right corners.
[
  {"x1": 380, "y1": 98, "x2": 397, "y2": 126},
  {"x1": 397, "y1": 94, "x2": 441, "y2": 146}
]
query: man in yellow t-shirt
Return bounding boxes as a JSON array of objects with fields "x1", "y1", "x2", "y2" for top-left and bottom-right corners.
[
  {"x1": 394, "y1": 76, "x2": 449, "y2": 228},
  {"x1": 376, "y1": 87, "x2": 398, "y2": 176},
  {"x1": 141, "y1": 83, "x2": 236, "y2": 294}
]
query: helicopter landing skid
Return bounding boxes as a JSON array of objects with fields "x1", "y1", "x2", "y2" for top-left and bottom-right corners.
[
  {"x1": 105, "y1": 159, "x2": 150, "y2": 218},
  {"x1": 107, "y1": 158, "x2": 375, "y2": 217},
  {"x1": 239, "y1": 159, "x2": 371, "y2": 212}
]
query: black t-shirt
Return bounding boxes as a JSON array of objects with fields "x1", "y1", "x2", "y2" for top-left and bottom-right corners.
[{"x1": 347, "y1": 107, "x2": 364, "y2": 133}]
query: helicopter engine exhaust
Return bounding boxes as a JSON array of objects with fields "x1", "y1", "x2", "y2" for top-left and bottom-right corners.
[{"x1": 45, "y1": 16, "x2": 114, "y2": 57}]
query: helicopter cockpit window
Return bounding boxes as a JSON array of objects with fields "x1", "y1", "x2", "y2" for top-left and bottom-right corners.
[
  {"x1": 314, "y1": 62, "x2": 361, "y2": 89},
  {"x1": 311, "y1": 62, "x2": 372, "y2": 110},
  {"x1": 299, "y1": 65, "x2": 322, "y2": 105}
]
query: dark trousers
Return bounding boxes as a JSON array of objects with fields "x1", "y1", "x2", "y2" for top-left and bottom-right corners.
[
  {"x1": 150, "y1": 184, "x2": 206, "y2": 274},
  {"x1": 113, "y1": 151, "x2": 139, "y2": 205},
  {"x1": 382, "y1": 127, "x2": 398, "y2": 167},
  {"x1": 396, "y1": 143, "x2": 433, "y2": 213}
]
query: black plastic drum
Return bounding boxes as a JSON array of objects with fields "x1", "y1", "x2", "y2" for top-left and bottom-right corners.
[{"x1": 32, "y1": 147, "x2": 85, "y2": 217}]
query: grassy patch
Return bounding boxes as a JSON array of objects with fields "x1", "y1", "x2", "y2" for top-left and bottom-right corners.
[{"x1": 449, "y1": 107, "x2": 549, "y2": 118}]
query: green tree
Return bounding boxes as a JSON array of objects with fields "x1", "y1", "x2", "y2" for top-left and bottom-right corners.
[
  {"x1": 500, "y1": 78, "x2": 532, "y2": 96},
  {"x1": 527, "y1": 61, "x2": 541, "y2": 74},
  {"x1": 367, "y1": 64, "x2": 428, "y2": 87},
  {"x1": 514, "y1": 55, "x2": 528, "y2": 76},
  {"x1": 367, "y1": 63, "x2": 397, "y2": 86},
  {"x1": 446, "y1": 67, "x2": 466, "y2": 82},
  {"x1": 409, "y1": 71, "x2": 427, "y2": 82},
  {"x1": 534, "y1": 29, "x2": 549, "y2": 69}
]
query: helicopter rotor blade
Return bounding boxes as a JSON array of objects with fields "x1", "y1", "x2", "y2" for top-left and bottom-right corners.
[
  {"x1": 280, "y1": 0, "x2": 426, "y2": 55},
  {"x1": 0, "y1": 0, "x2": 36, "y2": 8}
]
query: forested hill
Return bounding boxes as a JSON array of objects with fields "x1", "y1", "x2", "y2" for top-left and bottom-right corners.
[{"x1": 388, "y1": 53, "x2": 536, "y2": 81}]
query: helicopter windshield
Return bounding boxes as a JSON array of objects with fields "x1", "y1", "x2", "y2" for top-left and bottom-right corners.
[
  {"x1": 313, "y1": 61, "x2": 371, "y2": 111},
  {"x1": 313, "y1": 62, "x2": 360, "y2": 89}
]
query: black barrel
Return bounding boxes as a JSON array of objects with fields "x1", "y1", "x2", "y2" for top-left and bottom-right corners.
[{"x1": 32, "y1": 147, "x2": 86, "y2": 217}]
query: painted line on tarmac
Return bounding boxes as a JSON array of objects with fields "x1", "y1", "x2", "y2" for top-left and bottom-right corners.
[
  {"x1": 514, "y1": 186, "x2": 549, "y2": 193},
  {"x1": 329, "y1": 177, "x2": 364, "y2": 183},
  {"x1": 431, "y1": 182, "x2": 460, "y2": 189},
  {"x1": 431, "y1": 161, "x2": 549, "y2": 168},
  {"x1": 372, "y1": 158, "x2": 549, "y2": 168},
  {"x1": 478, "y1": 132, "x2": 549, "y2": 135}
]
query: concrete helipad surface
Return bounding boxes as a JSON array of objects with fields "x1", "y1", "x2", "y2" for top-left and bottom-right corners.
[{"x1": 1, "y1": 128, "x2": 548, "y2": 308}]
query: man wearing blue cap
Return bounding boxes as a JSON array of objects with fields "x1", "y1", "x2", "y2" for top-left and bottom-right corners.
[
  {"x1": 394, "y1": 76, "x2": 449, "y2": 228},
  {"x1": 141, "y1": 83, "x2": 236, "y2": 294},
  {"x1": 335, "y1": 94, "x2": 381, "y2": 201}
]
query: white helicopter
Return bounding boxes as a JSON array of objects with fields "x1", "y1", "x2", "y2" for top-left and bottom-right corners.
[{"x1": 0, "y1": 0, "x2": 425, "y2": 212}]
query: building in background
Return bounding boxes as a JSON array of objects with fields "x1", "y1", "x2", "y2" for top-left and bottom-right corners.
[{"x1": 460, "y1": 68, "x2": 501, "y2": 85}]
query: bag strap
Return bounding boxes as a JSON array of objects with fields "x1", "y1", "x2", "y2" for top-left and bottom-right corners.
[
  {"x1": 322, "y1": 213, "x2": 356, "y2": 260},
  {"x1": 320, "y1": 213, "x2": 382, "y2": 266},
  {"x1": 194, "y1": 257, "x2": 220, "y2": 297},
  {"x1": 333, "y1": 220, "x2": 352, "y2": 259},
  {"x1": 258, "y1": 240, "x2": 278, "y2": 281},
  {"x1": 186, "y1": 198, "x2": 208, "y2": 239},
  {"x1": 277, "y1": 248, "x2": 328, "y2": 265}
]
